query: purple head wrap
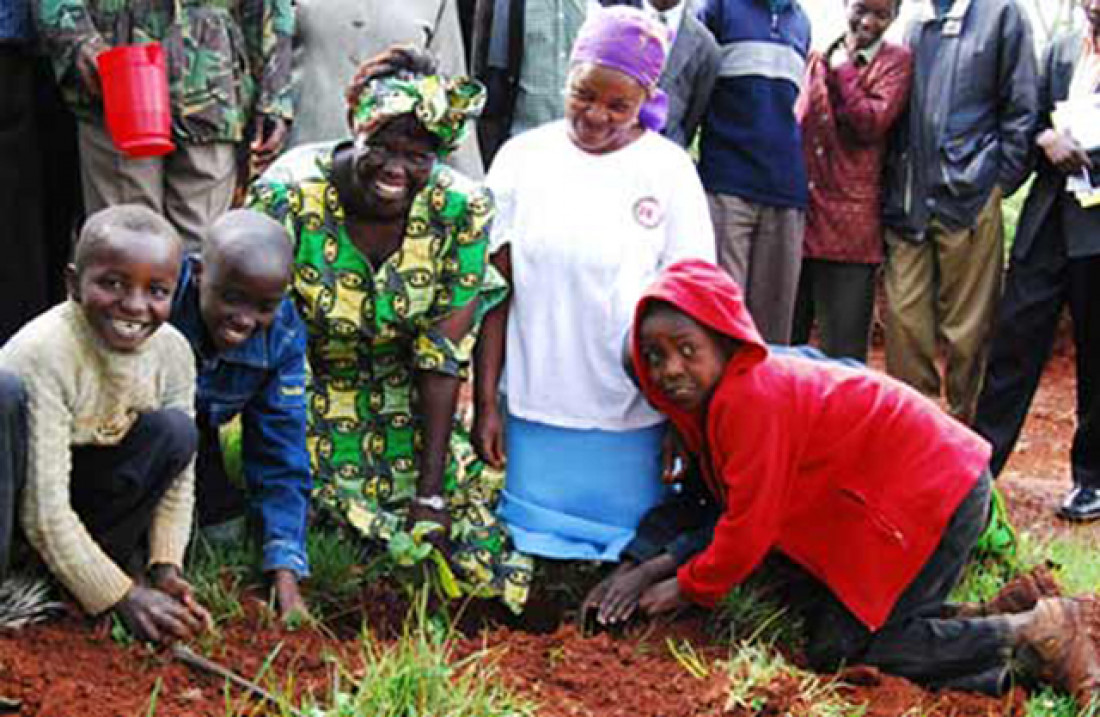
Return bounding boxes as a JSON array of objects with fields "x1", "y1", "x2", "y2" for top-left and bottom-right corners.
[{"x1": 569, "y1": 6, "x2": 671, "y2": 132}]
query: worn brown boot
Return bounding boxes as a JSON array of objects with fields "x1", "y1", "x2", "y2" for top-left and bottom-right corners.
[
  {"x1": 1012, "y1": 597, "x2": 1100, "y2": 709},
  {"x1": 947, "y1": 563, "x2": 1062, "y2": 619}
]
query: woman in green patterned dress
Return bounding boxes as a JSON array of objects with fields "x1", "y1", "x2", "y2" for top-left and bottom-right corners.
[{"x1": 248, "y1": 46, "x2": 532, "y2": 611}]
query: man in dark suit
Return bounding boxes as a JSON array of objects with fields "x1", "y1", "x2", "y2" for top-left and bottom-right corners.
[
  {"x1": 628, "y1": 0, "x2": 720, "y2": 147},
  {"x1": 974, "y1": 0, "x2": 1100, "y2": 521}
]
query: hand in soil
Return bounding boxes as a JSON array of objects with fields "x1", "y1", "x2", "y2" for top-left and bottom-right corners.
[
  {"x1": 599, "y1": 566, "x2": 655, "y2": 625},
  {"x1": 115, "y1": 585, "x2": 208, "y2": 644},
  {"x1": 149, "y1": 564, "x2": 214, "y2": 633},
  {"x1": 581, "y1": 562, "x2": 637, "y2": 626},
  {"x1": 269, "y1": 569, "x2": 311, "y2": 624},
  {"x1": 639, "y1": 577, "x2": 689, "y2": 616}
]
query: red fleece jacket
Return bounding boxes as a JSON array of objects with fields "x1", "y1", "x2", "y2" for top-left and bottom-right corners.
[{"x1": 632, "y1": 260, "x2": 991, "y2": 630}]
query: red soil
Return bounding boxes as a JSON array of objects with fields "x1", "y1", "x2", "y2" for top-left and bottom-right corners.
[{"x1": 1, "y1": 345, "x2": 1097, "y2": 716}]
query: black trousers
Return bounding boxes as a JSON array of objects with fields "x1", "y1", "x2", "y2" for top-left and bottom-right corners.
[
  {"x1": 0, "y1": 44, "x2": 49, "y2": 344},
  {"x1": 194, "y1": 417, "x2": 246, "y2": 527},
  {"x1": 974, "y1": 201, "x2": 1100, "y2": 489},
  {"x1": 764, "y1": 470, "x2": 1012, "y2": 694},
  {"x1": 0, "y1": 371, "x2": 27, "y2": 581},
  {"x1": 791, "y1": 259, "x2": 877, "y2": 363},
  {"x1": 0, "y1": 370, "x2": 197, "y2": 577}
]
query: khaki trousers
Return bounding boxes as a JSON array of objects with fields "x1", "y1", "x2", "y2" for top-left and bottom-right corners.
[
  {"x1": 78, "y1": 120, "x2": 236, "y2": 251},
  {"x1": 884, "y1": 189, "x2": 1004, "y2": 424},
  {"x1": 708, "y1": 192, "x2": 805, "y2": 344}
]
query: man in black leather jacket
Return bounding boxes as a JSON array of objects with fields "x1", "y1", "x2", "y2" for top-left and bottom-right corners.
[{"x1": 880, "y1": 0, "x2": 1037, "y2": 425}]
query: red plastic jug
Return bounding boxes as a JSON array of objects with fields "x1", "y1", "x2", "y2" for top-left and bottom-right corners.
[{"x1": 97, "y1": 43, "x2": 175, "y2": 158}]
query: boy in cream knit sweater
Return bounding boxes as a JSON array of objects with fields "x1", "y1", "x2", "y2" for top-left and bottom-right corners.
[{"x1": 0, "y1": 205, "x2": 211, "y2": 643}]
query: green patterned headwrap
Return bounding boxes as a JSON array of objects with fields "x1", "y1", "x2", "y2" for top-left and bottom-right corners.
[{"x1": 351, "y1": 74, "x2": 486, "y2": 157}]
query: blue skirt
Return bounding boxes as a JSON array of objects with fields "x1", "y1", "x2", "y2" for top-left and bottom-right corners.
[{"x1": 498, "y1": 412, "x2": 667, "y2": 561}]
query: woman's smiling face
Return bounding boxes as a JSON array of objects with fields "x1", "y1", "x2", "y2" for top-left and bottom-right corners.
[
  {"x1": 564, "y1": 63, "x2": 647, "y2": 155},
  {"x1": 350, "y1": 116, "x2": 438, "y2": 220}
]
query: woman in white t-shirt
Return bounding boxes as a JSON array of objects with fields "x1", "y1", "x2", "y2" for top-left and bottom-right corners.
[{"x1": 473, "y1": 6, "x2": 715, "y2": 561}]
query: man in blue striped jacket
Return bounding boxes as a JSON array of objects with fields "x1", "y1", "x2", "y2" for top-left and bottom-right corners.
[{"x1": 696, "y1": 0, "x2": 811, "y2": 346}]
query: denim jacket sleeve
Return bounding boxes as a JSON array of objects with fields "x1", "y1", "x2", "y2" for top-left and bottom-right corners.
[{"x1": 240, "y1": 307, "x2": 312, "y2": 577}]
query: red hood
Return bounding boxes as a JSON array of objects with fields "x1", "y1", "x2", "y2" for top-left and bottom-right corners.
[{"x1": 632, "y1": 259, "x2": 769, "y2": 451}]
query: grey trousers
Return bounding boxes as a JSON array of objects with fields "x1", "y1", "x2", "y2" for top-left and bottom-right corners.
[
  {"x1": 78, "y1": 120, "x2": 236, "y2": 251},
  {"x1": 708, "y1": 192, "x2": 805, "y2": 344}
]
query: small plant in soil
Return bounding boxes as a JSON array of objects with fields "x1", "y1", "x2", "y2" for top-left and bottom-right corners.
[
  {"x1": 188, "y1": 532, "x2": 255, "y2": 628},
  {"x1": 721, "y1": 641, "x2": 865, "y2": 716},
  {"x1": 713, "y1": 578, "x2": 805, "y2": 652},
  {"x1": 297, "y1": 590, "x2": 536, "y2": 717},
  {"x1": 305, "y1": 526, "x2": 375, "y2": 618}
]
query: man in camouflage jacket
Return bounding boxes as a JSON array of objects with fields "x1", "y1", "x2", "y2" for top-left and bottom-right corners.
[{"x1": 35, "y1": 0, "x2": 294, "y2": 249}]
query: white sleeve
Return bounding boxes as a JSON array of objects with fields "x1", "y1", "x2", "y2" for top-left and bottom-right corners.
[{"x1": 659, "y1": 149, "x2": 716, "y2": 267}]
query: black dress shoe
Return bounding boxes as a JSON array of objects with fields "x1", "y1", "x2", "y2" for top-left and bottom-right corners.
[{"x1": 1057, "y1": 486, "x2": 1100, "y2": 522}]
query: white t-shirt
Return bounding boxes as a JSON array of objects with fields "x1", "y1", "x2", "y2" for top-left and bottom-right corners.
[{"x1": 487, "y1": 121, "x2": 716, "y2": 431}]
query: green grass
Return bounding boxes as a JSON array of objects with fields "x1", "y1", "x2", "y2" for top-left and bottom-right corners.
[
  {"x1": 709, "y1": 580, "x2": 866, "y2": 715},
  {"x1": 713, "y1": 578, "x2": 806, "y2": 651},
  {"x1": 187, "y1": 532, "x2": 257, "y2": 628},
  {"x1": 952, "y1": 527, "x2": 1100, "y2": 605},
  {"x1": 1034, "y1": 530, "x2": 1100, "y2": 595},
  {"x1": 718, "y1": 641, "x2": 866, "y2": 716},
  {"x1": 305, "y1": 527, "x2": 376, "y2": 618},
  {"x1": 1024, "y1": 687, "x2": 1098, "y2": 717},
  {"x1": 260, "y1": 591, "x2": 536, "y2": 717}
]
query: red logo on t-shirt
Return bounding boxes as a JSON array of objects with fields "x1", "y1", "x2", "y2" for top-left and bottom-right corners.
[{"x1": 634, "y1": 197, "x2": 663, "y2": 228}]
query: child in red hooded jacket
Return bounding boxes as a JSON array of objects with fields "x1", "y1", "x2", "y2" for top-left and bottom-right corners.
[{"x1": 606, "y1": 259, "x2": 1099, "y2": 705}]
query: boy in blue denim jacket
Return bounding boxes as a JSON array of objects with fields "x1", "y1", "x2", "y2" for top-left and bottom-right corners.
[{"x1": 170, "y1": 209, "x2": 311, "y2": 619}]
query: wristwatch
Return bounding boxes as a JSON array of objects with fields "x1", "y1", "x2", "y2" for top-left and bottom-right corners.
[{"x1": 412, "y1": 495, "x2": 447, "y2": 511}]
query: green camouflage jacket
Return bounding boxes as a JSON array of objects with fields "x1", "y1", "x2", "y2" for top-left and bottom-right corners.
[{"x1": 36, "y1": 0, "x2": 294, "y2": 143}]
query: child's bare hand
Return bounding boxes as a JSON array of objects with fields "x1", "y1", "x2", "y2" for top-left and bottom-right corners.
[
  {"x1": 115, "y1": 585, "x2": 206, "y2": 644},
  {"x1": 639, "y1": 577, "x2": 688, "y2": 616},
  {"x1": 148, "y1": 564, "x2": 213, "y2": 632},
  {"x1": 581, "y1": 561, "x2": 635, "y2": 620},
  {"x1": 597, "y1": 565, "x2": 656, "y2": 625}
]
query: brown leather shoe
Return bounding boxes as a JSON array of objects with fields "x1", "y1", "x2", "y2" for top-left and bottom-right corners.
[
  {"x1": 947, "y1": 563, "x2": 1062, "y2": 619},
  {"x1": 1014, "y1": 597, "x2": 1100, "y2": 708}
]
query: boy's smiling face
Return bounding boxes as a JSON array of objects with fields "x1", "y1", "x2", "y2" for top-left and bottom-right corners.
[
  {"x1": 69, "y1": 229, "x2": 180, "y2": 352},
  {"x1": 197, "y1": 253, "x2": 289, "y2": 353},
  {"x1": 846, "y1": 0, "x2": 896, "y2": 50},
  {"x1": 638, "y1": 304, "x2": 734, "y2": 414}
]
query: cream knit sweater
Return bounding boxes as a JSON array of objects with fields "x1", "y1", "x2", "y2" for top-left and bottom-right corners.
[{"x1": 0, "y1": 301, "x2": 196, "y2": 614}]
